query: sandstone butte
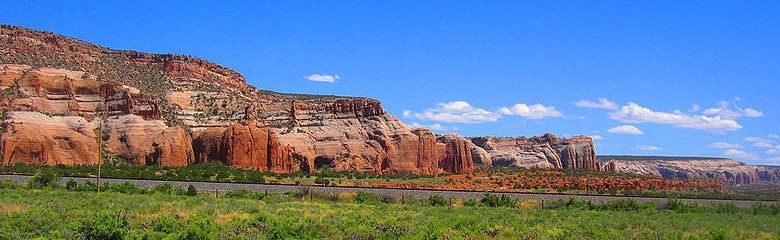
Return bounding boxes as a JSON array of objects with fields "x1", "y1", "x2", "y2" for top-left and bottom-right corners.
[{"x1": 0, "y1": 25, "x2": 604, "y2": 176}]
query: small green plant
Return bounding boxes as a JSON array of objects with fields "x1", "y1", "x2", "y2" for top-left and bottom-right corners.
[
  {"x1": 464, "y1": 199, "x2": 480, "y2": 207},
  {"x1": 355, "y1": 191, "x2": 378, "y2": 204},
  {"x1": 186, "y1": 185, "x2": 197, "y2": 196},
  {"x1": 481, "y1": 194, "x2": 516, "y2": 208},
  {"x1": 27, "y1": 168, "x2": 59, "y2": 189},
  {"x1": 65, "y1": 179, "x2": 78, "y2": 191},
  {"x1": 78, "y1": 212, "x2": 129, "y2": 240},
  {"x1": 428, "y1": 195, "x2": 448, "y2": 206}
]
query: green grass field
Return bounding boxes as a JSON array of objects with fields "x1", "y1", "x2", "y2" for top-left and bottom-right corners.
[{"x1": 1, "y1": 177, "x2": 779, "y2": 239}]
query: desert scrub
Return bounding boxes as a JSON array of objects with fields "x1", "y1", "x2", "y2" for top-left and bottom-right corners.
[{"x1": 1, "y1": 186, "x2": 779, "y2": 239}]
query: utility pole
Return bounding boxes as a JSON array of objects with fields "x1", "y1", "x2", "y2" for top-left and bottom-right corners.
[{"x1": 96, "y1": 99, "x2": 106, "y2": 193}]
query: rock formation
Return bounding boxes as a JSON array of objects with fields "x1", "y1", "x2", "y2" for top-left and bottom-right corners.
[
  {"x1": 600, "y1": 157, "x2": 780, "y2": 185},
  {"x1": 1, "y1": 25, "x2": 596, "y2": 176},
  {"x1": 470, "y1": 134, "x2": 598, "y2": 170},
  {"x1": 1, "y1": 122, "x2": 99, "y2": 166}
]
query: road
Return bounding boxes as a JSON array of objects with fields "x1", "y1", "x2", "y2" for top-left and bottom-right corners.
[{"x1": 1, "y1": 174, "x2": 773, "y2": 207}]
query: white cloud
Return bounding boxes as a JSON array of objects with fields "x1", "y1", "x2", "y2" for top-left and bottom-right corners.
[
  {"x1": 409, "y1": 122, "x2": 446, "y2": 131},
  {"x1": 608, "y1": 102, "x2": 742, "y2": 133},
  {"x1": 745, "y1": 137, "x2": 776, "y2": 148},
  {"x1": 702, "y1": 101, "x2": 763, "y2": 119},
  {"x1": 754, "y1": 141, "x2": 775, "y2": 148},
  {"x1": 637, "y1": 145, "x2": 661, "y2": 151},
  {"x1": 305, "y1": 74, "x2": 340, "y2": 83},
  {"x1": 402, "y1": 110, "x2": 411, "y2": 118},
  {"x1": 589, "y1": 135, "x2": 603, "y2": 140},
  {"x1": 607, "y1": 125, "x2": 644, "y2": 135},
  {"x1": 723, "y1": 149, "x2": 759, "y2": 160},
  {"x1": 574, "y1": 98, "x2": 618, "y2": 109},
  {"x1": 688, "y1": 104, "x2": 701, "y2": 112},
  {"x1": 708, "y1": 142, "x2": 743, "y2": 149},
  {"x1": 411, "y1": 101, "x2": 500, "y2": 124},
  {"x1": 498, "y1": 103, "x2": 563, "y2": 119},
  {"x1": 768, "y1": 134, "x2": 780, "y2": 140},
  {"x1": 766, "y1": 149, "x2": 779, "y2": 155}
]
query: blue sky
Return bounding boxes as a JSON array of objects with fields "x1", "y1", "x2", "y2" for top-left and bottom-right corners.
[{"x1": 2, "y1": 1, "x2": 779, "y2": 164}]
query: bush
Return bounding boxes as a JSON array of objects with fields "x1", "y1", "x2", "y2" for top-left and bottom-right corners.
[
  {"x1": 152, "y1": 183, "x2": 174, "y2": 194},
  {"x1": 463, "y1": 199, "x2": 480, "y2": 207},
  {"x1": 481, "y1": 194, "x2": 516, "y2": 208},
  {"x1": 79, "y1": 212, "x2": 129, "y2": 240},
  {"x1": 749, "y1": 202, "x2": 780, "y2": 215},
  {"x1": 710, "y1": 202, "x2": 739, "y2": 214},
  {"x1": 314, "y1": 176, "x2": 330, "y2": 186},
  {"x1": 151, "y1": 215, "x2": 179, "y2": 233},
  {"x1": 428, "y1": 195, "x2": 448, "y2": 206},
  {"x1": 665, "y1": 198, "x2": 700, "y2": 213},
  {"x1": 27, "y1": 168, "x2": 60, "y2": 189},
  {"x1": 186, "y1": 185, "x2": 197, "y2": 196},
  {"x1": 65, "y1": 179, "x2": 78, "y2": 191},
  {"x1": 0, "y1": 179, "x2": 20, "y2": 189},
  {"x1": 104, "y1": 182, "x2": 144, "y2": 194},
  {"x1": 355, "y1": 191, "x2": 378, "y2": 204},
  {"x1": 178, "y1": 215, "x2": 211, "y2": 240}
]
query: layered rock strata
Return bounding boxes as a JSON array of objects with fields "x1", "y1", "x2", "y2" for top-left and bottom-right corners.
[
  {"x1": 469, "y1": 134, "x2": 598, "y2": 170},
  {"x1": 601, "y1": 158, "x2": 780, "y2": 185},
  {"x1": 0, "y1": 25, "x2": 602, "y2": 176}
]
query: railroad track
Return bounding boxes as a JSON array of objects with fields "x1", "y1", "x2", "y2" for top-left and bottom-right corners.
[{"x1": 1, "y1": 174, "x2": 775, "y2": 207}]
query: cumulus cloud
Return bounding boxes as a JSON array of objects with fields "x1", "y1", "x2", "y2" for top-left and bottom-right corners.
[
  {"x1": 574, "y1": 98, "x2": 618, "y2": 109},
  {"x1": 608, "y1": 102, "x2": 742, "y2": 133},
  {"x1": 637, "y1": 145, "x2": 661, "y2": 151},
  {"x1": 754, "y1": 141, "x2": 775, "y2": 148},
  {"x1": 607, "y1": 125, "x2": 644, "y2": 135},
  {"x1": 708, "y1": 142, "x2": 743, "y2": 149},
  {"x1": 498, "y1": 103, "x2": 563, "y2": 119},
  {"x1": 304, "y1": 74, "x2": 340, "y2": 83},
  {"x1": 702, "y1": 101, "x2": 763, "y2": 119},
  {"x1": 745, "y1": 136, "x2": 776, "y2": 148},
  {"x1": 408, "y1": 101, "x2": 563, "y2": 123},
  {"x1": 409, "y1": 122, "x2": 446, "y2": 131},
  {"x1": 723, "y1": 149, "x2": 759, "y2": 160},
  {"x1": 589, "y1": 135, "x2": 603, "y2": 140},
  {"x1": 411, "y1": 101, "x2": 500, "y2": 124}
]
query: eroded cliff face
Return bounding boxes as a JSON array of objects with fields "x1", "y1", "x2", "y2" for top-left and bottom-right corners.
[
  {"x1": 2, "y1": 25, "x2": 607, "y2": 175},
  {"x1": 600, "y1": 158, "x2": 780, "y2": 185},
  {"x1": 469, "y1": 134, "x2": 599, "y2": 170}
]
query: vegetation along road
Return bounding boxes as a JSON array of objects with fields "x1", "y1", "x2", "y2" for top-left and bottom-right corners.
[{"x1": 0, "y1": 174, "x2": 772, "y2": 207}]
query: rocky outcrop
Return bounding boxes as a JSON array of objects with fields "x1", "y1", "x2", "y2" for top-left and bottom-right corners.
[
  {"x1": 1, "y1": 122, "x2": 99, "y2": 166},
  {"x1": 0, "y1": 111, "x2": 99, "y2": 166},
  {"x1": 599, "y1": 157, "x2": 779, "y2": 185},
  {"x1": 102, "y1": 115, "x2": 194, "y2": 167},
  {"x1": 469, "y1": 134, "x2": 598, "y2": 170},
  {"x1": 757, "y1": 166, "x2": 780, "y2": 182},
  {"x1": 192, "y1": 120, "x2": 300, "y2": 173}
]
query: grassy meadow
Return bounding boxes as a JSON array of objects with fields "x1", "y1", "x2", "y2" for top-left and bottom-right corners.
[{"x1": 1, "y1": 174, "x2": 779, "y2": 239}]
